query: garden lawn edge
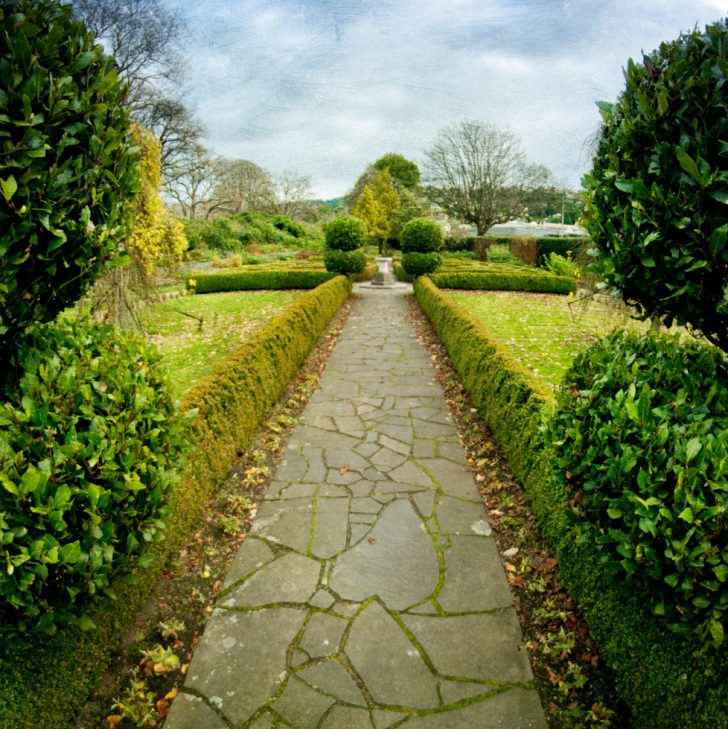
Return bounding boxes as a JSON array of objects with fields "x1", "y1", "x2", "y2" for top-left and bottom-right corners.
[
  {"x1": 393, "y1": 264, "x2": 576, "y2": 294},
  {"x1": 0, "y1": 275, "x2": 352, "y2": 729},
  {"x1": 413, "y1": 276, "x2": 728, "y2": 729}
]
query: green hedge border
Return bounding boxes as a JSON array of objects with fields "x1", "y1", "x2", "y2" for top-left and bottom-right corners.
[
  {"x1": 393, "y1": 262, "x2": 576, "y2": 294},
  {"x1": 187, "y1": 265, "x2": 375, "y2": 293},
  {"x1": 413, "y1": 276, "x2": 728, "y2": 729},
  {"x1": 0, "y1": 276, "x2": 353, "y2": 728}
]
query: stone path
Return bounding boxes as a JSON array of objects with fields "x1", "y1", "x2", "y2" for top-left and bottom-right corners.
[{"x1": 165, "y1": 284, "x2": 547, "y2": 729}]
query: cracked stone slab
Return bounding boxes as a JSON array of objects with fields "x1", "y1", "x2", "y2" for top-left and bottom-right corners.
[
  {"x1": 438, "y1": 536, "x2": 514, "y2": 612},
  {"x1": 313, "y1": 498, "x2": 350, "y2": 558},
  {"x1": 299, "y1": 612, "x2": 349, "y2": 658},
  {"x1": 272, "y1": 676, "x2": 335, "y2": 728},
  {"x1": 181, "y1": 607, "x2": 305, "y2": 726},
  {"x1": 321, "y1": 705, "x2": 374, "y2": 728},
  {"x1": 222, "y1": 552, "x2": 321, "y2": 607},
  {"x1": 345, "y1": 601, "x2": 440, "y2": 709},
  {"x1": 416, "y1": 458, "x2": 480, "y2": 499},
  {"x1": 330, "y1": 499, "x2": 439, "y2": 610},
  {"x1": 401, "y1": 611, "x2": 533, "y2": 683},
  {"x1": 436, "y1": 496, "x2": 488, "y2": 535},
  {"x1": 297, "y1": 659, "x2": 367, "y2": 705},
  {"x1": 249, "y1": 498, "x2": 312, "y2": 553},
  {"x1": 402, "y1": 688, "x2": 547, "y2": 728},
  {"x1": 221, "y1": 538, "x2": 275, "y2": 591},
  {"x1": 163, "y1": 693, "x2": 228, "y2": 729}
]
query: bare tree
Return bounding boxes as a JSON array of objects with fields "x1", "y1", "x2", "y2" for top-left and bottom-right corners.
[
  {"x1": 165, "y1": 144, "x2": 219, "y2": 220},
  {"x1": 424, "y1": 119, "x2": 549, "y2": 234},
  {"x1": 73, "y1": 0, "x2": 185, "y2": 108},
  {"x1": 274, "y1": 170, "x2": 314, "y2": 219},
  {"x1": 211, "y1": 159, "x2": 276, "y2": 215}
]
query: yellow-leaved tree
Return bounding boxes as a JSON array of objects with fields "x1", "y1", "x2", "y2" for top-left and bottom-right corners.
[
  {"x1": 353, "y1": 169, "x2": 400, "y2": 254},
  {"x1": 90, "y1": 124, "x2": 187, "y2": 327}
]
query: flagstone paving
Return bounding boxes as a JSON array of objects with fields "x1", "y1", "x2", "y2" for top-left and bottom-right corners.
[{"x1": 165, "y1": 283, "x2": 547, "y2": 728}]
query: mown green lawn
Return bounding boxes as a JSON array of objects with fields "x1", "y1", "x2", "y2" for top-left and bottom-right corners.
[
  {"x1": 138, "y1": 290, "x2": 306, "y2": 397},
  {"x1": 447, "y1": 290, "x2": 650, "y2": 387}
]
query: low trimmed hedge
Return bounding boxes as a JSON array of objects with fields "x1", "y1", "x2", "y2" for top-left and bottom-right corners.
[
  {"x1": 0, "y1": 276, "x2": 352, "y2": 728},
  {"x1": 393, "y1": 263, "x2": 576, "y2": 294},
  {"x1": 413, "y1": 276, "x2": 728, "y2": 729}
]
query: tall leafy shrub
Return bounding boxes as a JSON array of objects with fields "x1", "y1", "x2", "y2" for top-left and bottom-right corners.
[
  {"x1": 323, "y1": 215, "x2": 367, "y2": 275},
  {"x1": 584, "y1": 19, "x2": 728, "y2": 350},
  {"x1": 401, "y1": 217, "x2": 443, "y2": 276},
  {"x1": 0, "y1": 0, "x2": 139, "y2": 354},
  {"x1": 549, "y1": 330, "x2": 728, "y2": 646}
]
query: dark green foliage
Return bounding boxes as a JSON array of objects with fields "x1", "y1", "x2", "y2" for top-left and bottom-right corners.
[
  {"x1": 536, "y1": 237, "x2": 590, "y2": 264},
  {"x1": 0, "y1": 316, "x2": 187, "y2": 634},
  {"x1": 271, "y1": 214, "x2": 305, "y2": 238},
  {"x1": 189, "y1": 269, "x2": 336, "y2": 293},
  {"x1": 324, "y1": 215, "x2": 367, "y2": 252},
  {"x1": 401, "y1": 252, "x2": 442, "y2": 276},
  {"x1": 184, "y1": 218, "x2": 235, "y2": 251},
  {"x1": 414, "y1": 276, "x2": 728, "y2": 727},
  {"x1": 400, "y1": 217, "x2": 443, "y2": 253},
  {"x1": 373, "y1": 152, "x2": 421, "y2": 190},
  {"x1": 583, "y1": 20, "x2": 728, "y2": 350},
  {"x1": 550, "y1": 330, "x2": 728, "y2": 646},
  {"x1": 0, "y1": 276, "x2": 353, "y2": 728},
  {"x1": 323, "y1": 249, "x2": 367, "y2": 276},
  {"x1": 0, "y1": 0, "x2": 139, "y2": 352}
]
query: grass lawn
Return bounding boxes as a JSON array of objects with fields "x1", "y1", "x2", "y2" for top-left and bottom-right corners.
[
  {"x1": 447, "y1": 290, "x2": 651, "y2": 387},
  {"x1": 138, "y1": 290, "x2": 306, "y2": 397}
]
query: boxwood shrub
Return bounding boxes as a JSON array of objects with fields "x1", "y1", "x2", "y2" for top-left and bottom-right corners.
[
  {"x1": 0, "y1": 316, "x2": 188, "y2": 634},
  {"x1": 324, "y1": 215, "x2": 367, "y2": 252},
  {"x1": 413, "y1": 276, "x2": 728, "y2": 727},
  {"x1": 549, "y1": 330, "x2": 728, "y2": 646},
  {"x1": 188, "y1": 269, "x2": 335, "y2": 292},
  {"x1": 323, "y1": 249, "x2": 367, "y2": 276},
  {"x1": 431, "y1": 270, "x2": 576, "y2": 294},
  {"x1": 401, "y1": 251, "x2": 443, "y2": 277}
]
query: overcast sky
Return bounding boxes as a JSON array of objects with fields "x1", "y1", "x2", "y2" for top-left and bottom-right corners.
[{"x1": 167, "y1": 0, "x2": 725, "y2": 199}]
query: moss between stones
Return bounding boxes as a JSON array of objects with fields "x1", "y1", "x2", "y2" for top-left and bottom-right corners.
[{"x1": 413, "y1": 276, "x2": 728, "y2": 729}]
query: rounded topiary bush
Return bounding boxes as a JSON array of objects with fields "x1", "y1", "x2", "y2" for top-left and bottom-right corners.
[
  {"x1": 583, "y1": 19, "x2": 728, "y2": 351},
  {"x1": 549, "y1": 329, "x2": 728, "y2": 646},
  {"x1": 0, "y1": 0, "x2": 139, "y2": 353},
  {"x1": 401, "y1": 217, "x2": 443, "y2": 253},
  {"x1": 323, "y1": 249, "x2": 367, "y2": 275},
  {"x1": 324, "y1": 215, "x2": 367, "y2": 252},
  {"x1": 0, "y1": 316, "x2": 188, "y2": 633},
  {"x1": 401, "y1": 251, "x2": 443, "y2": 276}
]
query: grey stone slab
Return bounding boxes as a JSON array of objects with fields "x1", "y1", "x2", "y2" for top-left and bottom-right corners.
[
  {"x1": 378, "y1": 433, "x2": 411, "y2": 455},
  {"x1": 221, "y1": 538, "x2": 275, "y2": 591},
  {"x1": 348, "y1": 480, "x2": 376, "y2": 498},
  {"x1": 350, "y1": 523, "x2": 373, "y2": 544},
  {"x1": 345, "y1": 601, "x2": 440, "y2": 710},
  {"x1": 410, "y1": 406, "x2": 441, "y2": 421},
  {"x1": 248, "y1": 712, "x2": 276, "y2": 728},
  {"x1": 376, "y1": 423, "x2": 414, "y2": 444},
  {"x1": 272, "y1": 676, "x2": 335, "y2": 728},
  {"x1": 403, "y1": 688, "x2": 547, "y2": 728},
  {"x1": 328, "y1": 467, "x2": 363, "y2": 485},
  {"x1": 350, "y1": 513, "x2": 377, "y2": 525},
  {"x1": 413, "y1": 420, "x2": 458, "y2": 439},
  {"x1": 313, "y1": 498, "x2": 349, "y2": 558},
  {"x1": 411, "y1": 491, "x2": 436, "y2": 518},
  {"x1": 302, "y1": 446, "x2": 329, "y2": 483},
  {"x1": 330, "y1": 500, "x2": 439, "y2": 610},
  {"x1": 300, "y1": 414, "x2": 337, "y2": 431},
  {"x1": 249, "y1": 498, "x2": 312, "y2": 553},
  {"x1": 372, "y1": 709, "x2": 410, "y2": 728},
  {"x1": 293, "y1": 425, "x2": 361, "y2": 451},
  {"x1": 299, "y1": 611, "x2": 349, "y2": 658},
  {"x1": 324, "y1": 448, "x2": 371, "y2": 472},
  {"x1": 440, "y1": 679, "x2": 498, "y2": 705},
  {"x1": 412, "y1": 439, "x2": 437, "y2": 459},
  {"x1": 438, "y1": 536, "x2": 513, "y2": 612},
  {"x1": 402, "y1": 611, "x2": 533, "y2": 683},
  {"x1": 185, "y1": 607, "x2": 305, "y2": 725},
  {"x1": 304, "y1": 400, "x2": 357, "y2": 417},
  {"x1": 275, "y1": 452, "x2": 308, "y2": 482},
  {"x1": 274, "y1": 482, "x2": 319, "y2": 500},
  {"x1": 334, "y1": 415, "x2": 366, "y2": 437},
  {"x1": 264, "y1": 480, "x2": 288, "y2": 499},
  {"x1": 222, "y1": 552, "x2": 321, "y2": 607},
  {"x1": 436, "y1": 441, "x2": 469, "y2": 465},
  {"x1": 387, "y1": 462, "x2": 435, "y2": 489},
  {"x1": 319, "y1": 483, "x2": 351, "y2": 497},
  {"x1": 354, "y1": 442, "x2": 381, "y2": 458},
  {"x1": 416, "y1": 458, "x2": 479, "y2": 499},
  {"x1": 436, "y1": 496, "x2": 487, "y2": 536},
  {"x1": 371, "y1": 447, "x2": 409, "y2": 470},
  {"x1": 310, "y1": 589, "x2": 336, "y2": 609},
  {"x1": 298, "y1": 659, "x2": 367, "y2": 706},
  {"x1": 350, "y1": 497, "x2": 383, "y2": 514},
  {"x1": 321, "y1": 705, "x2": 373, "y2": 728},
  {"x1": 164, "y1": 693, "x2": 228, "y2": 729}
]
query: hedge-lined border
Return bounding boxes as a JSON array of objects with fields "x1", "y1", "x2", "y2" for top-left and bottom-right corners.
[
  {"x1": 413, "y1": 276, "x2": 728, "y2": 729},
  {"x1": 393, "y1": 262, "x2": 576, "y2": 294},
  {"x1": 0, "y1": 276, "x2": 353, "y2": 728},
  {"x1": 187, "y1": 264, "x2": 375, "y2": 293}
]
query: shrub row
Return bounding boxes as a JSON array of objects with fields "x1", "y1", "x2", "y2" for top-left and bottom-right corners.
[
  {"x1": 0, "y1": 277, "x2": 352, "y2": 728},
  {"x1": 486, "y1": 236, "x2": 590, "y2": 266},
  {"x1": 443, "y1": 236, "x2": 492, "y2": 259},
  {"x1": 413, "y1": 276, "x2": 728, "y2": 728},
  {"x1": 392, "y1": 263, "x2": 576, "y2": 293}
]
